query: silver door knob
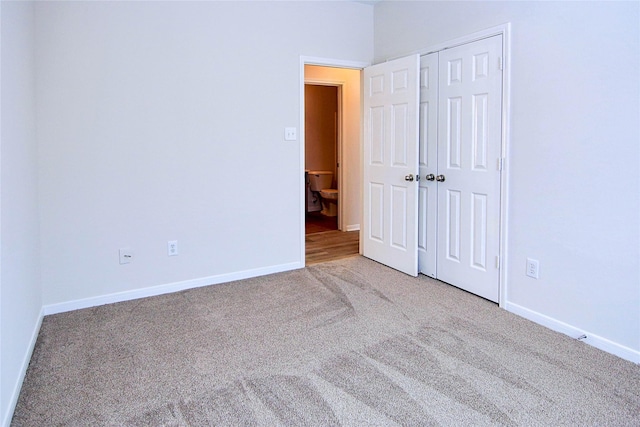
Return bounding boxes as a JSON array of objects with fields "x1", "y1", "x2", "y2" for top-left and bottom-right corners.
[
  {"x1": 425, "y1": 174, "x2": 435, "y2": 181},
  {"x1": 435, "y1": 174, "x2": 446, "y2": 182},
  {"x1": 404, "y1": 174, "x2": 414, "y2": 182}
]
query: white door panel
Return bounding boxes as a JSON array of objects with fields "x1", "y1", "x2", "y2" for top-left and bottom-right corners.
[
  {"x1": 436, "y1": 35, "x2": 503, "y2": 302},
  {"x1": 418, "y1": 53, "x2": 439, "y2": 278},
  {"x1": 363, "y1": 55, "x2": 420, "y2": 277}
]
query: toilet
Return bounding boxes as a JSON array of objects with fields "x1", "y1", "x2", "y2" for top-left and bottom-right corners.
[
  {"x1": 308, "y1": 171, "x2": 338, "y2": 217},
  {"x1": 319, "y1": 189, "x2": 338, "y2": 217}
]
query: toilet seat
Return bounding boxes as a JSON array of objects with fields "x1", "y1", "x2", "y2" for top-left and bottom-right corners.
[{"x1": 320, "y1": 189, "x2": 338, "y2": 200}]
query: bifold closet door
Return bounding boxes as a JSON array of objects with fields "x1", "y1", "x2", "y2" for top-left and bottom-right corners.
[
  {"x1": 362, "y1": 55, "x2": 420, "y2": 277},
  {"x1": 436, "y1": 35, "x2": 503, "y2": 302},
  {"x1": 417, "y1": 52, "x2": 439, "y2": 278}
]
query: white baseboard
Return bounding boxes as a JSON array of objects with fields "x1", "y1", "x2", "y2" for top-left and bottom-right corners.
[
  {"x1": 2, "y1": 307, "x2": 44, "y2": 427},
  {"x1": 345, "y1": 224, "x2": 360, "y2": 232},
  {"x1": 505, "y1": 301, "x2": 640, "y2": 364},
  {"x1": 43, "y1": 261, "x2": 303, "y2": 316}
]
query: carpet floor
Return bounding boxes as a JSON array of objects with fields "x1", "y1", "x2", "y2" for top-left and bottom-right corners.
[{"x1": 12, "y1": 256, "x2": 640, "y2": 426}]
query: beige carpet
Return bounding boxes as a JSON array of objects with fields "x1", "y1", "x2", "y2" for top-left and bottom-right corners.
[{"x1": 12, "y1": 256, "x2": 640, "y2": 426}]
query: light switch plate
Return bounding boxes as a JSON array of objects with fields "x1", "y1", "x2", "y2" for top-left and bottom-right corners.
[{"x1": 119, "y1": 248, "x2": 133, "y2": 264}]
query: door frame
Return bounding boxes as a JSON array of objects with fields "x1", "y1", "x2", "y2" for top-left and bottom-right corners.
[
  {"x1": 299, "y1": 57, "x2": 370, "y2": 264},
  {"x1": 405, "y1": 23, "x2": 512, "y2": 307}
]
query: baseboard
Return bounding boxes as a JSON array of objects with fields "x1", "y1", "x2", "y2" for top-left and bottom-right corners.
[
  {"x1": 43, "y1": 261, "x2": 303, "y2": 316},
  {"x1": 505, "y1": 301, "x2": 640, "y2": 364},
  {"x1": 345, "y1": 224, "x2": 360, "y2": 232},
  {"x1": 2, "y1": 307, "x2": 44, "y2": 427}
]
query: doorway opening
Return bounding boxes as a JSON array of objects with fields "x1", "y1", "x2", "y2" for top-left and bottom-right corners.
[
  {"x1": 305, "y1": 83, "x2": 340, "y2": 234},
  {"x1": 302, "y1": 62, "x2": 364, "y2": 264}
]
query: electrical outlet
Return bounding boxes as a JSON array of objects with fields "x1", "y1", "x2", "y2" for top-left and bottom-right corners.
[
  {"x1": 168, "y1": 240, "x2": 178, "y2": 256},
  {"x1": 526, "y1": 258, "x2": 539, "y2": 279},
  {"x1": 119, "y1": 248, "x2": 133, "y2": 264},
  {"x1": 284, "y1": 127, "x2": 297, "y2": 141}
]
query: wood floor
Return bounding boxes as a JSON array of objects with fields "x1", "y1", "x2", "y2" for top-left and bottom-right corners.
[
  {"x1": 306, "y1": 230, "x2": 360, "y2": 265},
  {"x1": 305, "y1": 212, "x2": 360, "y2": 265},
  {"x1": 305, "y1": 211, "x2": 337, "y2": 234}
]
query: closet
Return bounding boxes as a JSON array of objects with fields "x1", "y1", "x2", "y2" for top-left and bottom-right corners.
[{"x1": 363, "y1": 35, "x2": 504, "y2": 302}]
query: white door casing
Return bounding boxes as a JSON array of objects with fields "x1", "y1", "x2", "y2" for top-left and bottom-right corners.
[
  {"x1": 363, "y1": 55, "x2": 420, "y2": 276},
  {"x1": 436, "y1": 35, "x2": 503, "y2": 302},
  {"x1": 418, "y1": 52, "x2": 439, "y2": 278}
]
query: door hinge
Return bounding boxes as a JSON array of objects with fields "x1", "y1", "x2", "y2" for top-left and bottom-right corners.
[
  {"x1": 496, "y1": 255, "x2": 500, "y2": 269},
  {"x1": 498, "y1": 56, "x2": 503, "y2": 71},
  {"x1": 497, "y1": 158, "x2": 505, "y2": 171}
]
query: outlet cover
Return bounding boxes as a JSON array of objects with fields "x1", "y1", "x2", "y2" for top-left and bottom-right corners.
[
  {"x1": 526, "y1": 258, "x2": 539, "y2": 279},
  {"x1": 284, "y1": 127, "x2": 297, "y2": 141},
  {"x1": 168, "y1": 240, "x2": 178, "y2": 256}
]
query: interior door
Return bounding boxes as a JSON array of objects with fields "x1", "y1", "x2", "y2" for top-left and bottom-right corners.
[
  {"x1": 436, "y1": 35, "x2": 503, "y2": 302},
  {"x1": 417, "y1": 53, "x2": 439, "y2": 278},
  {"x1": 363, "y1": 55, "x2": 420, "y2": 276}
]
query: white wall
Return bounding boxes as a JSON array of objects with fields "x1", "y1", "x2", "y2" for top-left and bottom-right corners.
[
  {"x1": 1, "y1": 1, "x2": 42, "y2": 424},
  {"x1": 374, "y1": 1, "x2": 640, "y2": 360},
  {"x1": 35, "y1": 1, "x2": 373, "y2": 308},
  {"x1": 305, "y1": 65, "x2": 362, "y2": 231}
]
